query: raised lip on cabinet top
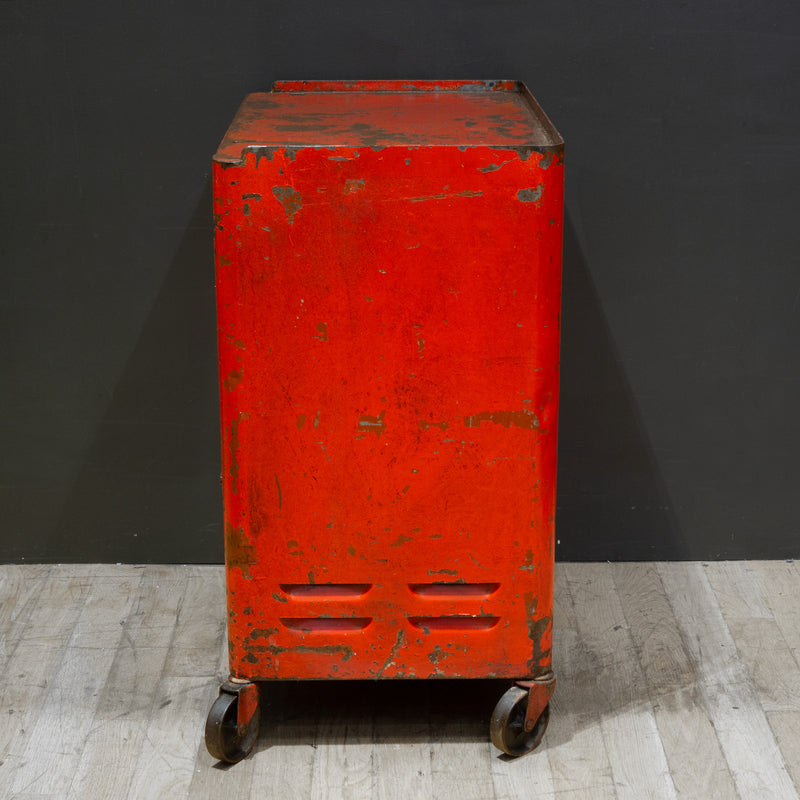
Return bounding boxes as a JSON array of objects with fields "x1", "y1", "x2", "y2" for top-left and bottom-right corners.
[{"x1": 214, "y1": 79, "x2": 563, "y2": 164}]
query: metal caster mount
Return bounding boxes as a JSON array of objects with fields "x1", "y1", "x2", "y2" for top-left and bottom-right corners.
[
  {"x1": 205, "y1": 672, "x2": 554, "y2": 763},
  {"x1": 205, "y1": 680, "x2": 261, "y2": 763},
  {"x1": 490, "y1": 672, "x2": 556, "y2": 757}
]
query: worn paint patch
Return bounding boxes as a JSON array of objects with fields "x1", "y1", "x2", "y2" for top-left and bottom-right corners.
[
  {"x1": 524, "y1": 591, "x2": 552, "y2": 671},
  {"x1": 223, "y1": 368, "x2": 243, "y2": 392},
  {"x1": 274, "y1": 474, "x2": 282, "y2": 508},
  {"x1": 254, "y1": 148, "x2": 274, "y2": 168},
  {"x1": 512, "y1": 146, "x2": 535, "y2": 162},
  {"x1": 272, "y1": 185, "x2": 303, "y2": 224},
  {"x1": 249, "y1": 627, "x2": 279, "y2": 640},
  {"x1": 390, "y1": 533, "x2": 413, "y2": 547},
  {"x1": 217, "y1": 254, "x2": 231, "y2": 266},
  {"x1": 377, "y1": 629, "x2": 406, "y2": 676},
  {"x1": 478, "y1": 158, "x2": 514, "y2": 173},
  {"x1": 314, "y1": 322, "x2": 328, "y2": 342},
  {"x1": 344, "y1": 178, "x2": 366, "y2": 193},
  {"x1": 250, "y1": 643, "x2": 356, "y2": 661},
  {"x1": 242, "y1": 193, "x2": 262, "y2": 200},
  {"x1": 517, "y1": 185, "x2": 544, "y2": 205},
  {"x1": 410, "y1": 189, "x2": 483, "y2": 202},
  {"x1": 225, "y1": 521, "x2": 255, "y2": 579},
  {"x1": 228, "y1": 412, "x2": 249, "y2": 492},
  {"x1": 358, "y1": 410, "x2": 386, "y2": 437},
  {"x1": 418, "y1": 419, "x2": 448, "y2": 431},
  {"x1": 520, "y1": 548, "x2": 537, "y2": 572},
  {"x1": 296, "y1": 414, "x2": 307, "y2": 430},
  {"x1": 464, "y1": 410, "x2": 539, "y2": 430},
  {"x1": 414, "y1": 324, "x2": 425, "y2": 357}
]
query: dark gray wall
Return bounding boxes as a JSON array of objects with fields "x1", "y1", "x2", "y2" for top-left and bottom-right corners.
[{"x1": 2, "y1": 1, "x2": 798, "y2": 562}]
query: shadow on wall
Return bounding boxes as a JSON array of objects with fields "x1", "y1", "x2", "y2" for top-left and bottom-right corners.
[
  {"x1": 51, "y1": 182, "x2": 224, "y2": 563},
  {"x1": 556, "y1": 212, "x2": 687, "y2": 561}
]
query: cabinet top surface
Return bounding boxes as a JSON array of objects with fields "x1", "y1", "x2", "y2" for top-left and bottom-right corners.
[{"x1": 215, "y1": 80, "x2": 562, "y2": 163}]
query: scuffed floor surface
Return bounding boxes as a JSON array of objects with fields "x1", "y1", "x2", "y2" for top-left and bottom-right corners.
[{"x1": 0, "y1": 561, "x2": 798, "y2": 799}]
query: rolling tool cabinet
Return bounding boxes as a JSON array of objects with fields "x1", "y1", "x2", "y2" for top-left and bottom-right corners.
[{"x1": 206, "y1": 79, "x2": 564, "y2": 762}]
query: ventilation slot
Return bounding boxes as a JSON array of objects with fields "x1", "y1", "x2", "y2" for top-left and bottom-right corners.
[
  {"x1": 409, "y1": 582, "x2": 500, "y2": 598},
  {"x1": 408, "y1": 615, "x2": 499, "y2": 632},
  {"x1": 281, "y1": 617, "x2": 372, "y2": 633},
  {"x1": 279, "y1": 583, "x2": 371, "y2": 599}
]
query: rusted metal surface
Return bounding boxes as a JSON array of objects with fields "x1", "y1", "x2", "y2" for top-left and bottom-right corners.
[{"x1": 213, "y1": 79, "x2": 563, "y2": 683}]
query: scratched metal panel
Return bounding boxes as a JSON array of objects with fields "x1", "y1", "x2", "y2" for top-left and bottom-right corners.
[{"x1": 213, "y1": 80, "x2": 563, "y2": 680}]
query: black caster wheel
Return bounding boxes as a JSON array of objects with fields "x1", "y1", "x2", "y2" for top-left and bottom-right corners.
[
  {"x1": 205, "y1": 685, "x2": 260, "y2": 763},
  {"x1": 489, "y1": 685, "x2": 550, "y2": 757}
]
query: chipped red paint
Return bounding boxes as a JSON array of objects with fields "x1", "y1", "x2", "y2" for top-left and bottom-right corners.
[{"x1": 214, "y1": 80, "x2": 563, "y2": 682}]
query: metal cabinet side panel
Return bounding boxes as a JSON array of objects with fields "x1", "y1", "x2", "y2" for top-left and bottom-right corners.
[{"x1": 213, "y1": 143, "x2": 563, "y2": 680}]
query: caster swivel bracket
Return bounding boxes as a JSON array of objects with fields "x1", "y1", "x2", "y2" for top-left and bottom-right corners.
[
  {"x1": 219, "y1": 679, "x2": 259, "y2": 734},
  {"x1": 515, "y1": 672, "x2": 556, "y2": 732}
]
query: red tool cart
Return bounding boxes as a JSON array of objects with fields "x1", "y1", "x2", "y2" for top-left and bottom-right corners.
[{"x1": 206, "y1": 80, "x2": 564, "y2": 763}]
